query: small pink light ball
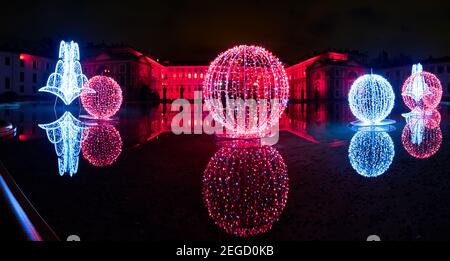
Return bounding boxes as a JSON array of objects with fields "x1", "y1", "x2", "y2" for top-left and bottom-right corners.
[{"x1": 81, "y1": 75, "x2": 123, "y2": 119}]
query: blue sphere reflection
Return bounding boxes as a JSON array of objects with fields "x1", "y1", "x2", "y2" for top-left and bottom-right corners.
[{"x1": 348, "y1": 131, "x2": 395, "y2": 178}]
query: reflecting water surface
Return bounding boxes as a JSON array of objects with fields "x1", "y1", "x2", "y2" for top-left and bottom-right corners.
[{"x1": 1, "y1": 101, "x2": 450, "y2": 240}]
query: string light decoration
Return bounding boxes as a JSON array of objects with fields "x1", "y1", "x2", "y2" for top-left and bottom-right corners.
[
  {"x1": 348, "y1": 73, "x2": 395, "y2": 126},
  {"x1": 402, "y1": 63, "x2": 442, "y2": 112},
  {"x1": 203, "y1": 146, "x2": 288, "y2": 237},
  {"x1": 81, "y1": 124, "x2": 122, "y2": 167},
  {"x1": 81, "y1": 76, "x2": 123, "y2": 119},
  {"x1": 203, "y1": 146, "x2": 289, "y2": 237},
  {"x1": 402, "y1": 110, "x2": 442, "y2": 159},
  {"x1": 39, "y1": 41, "x2": 90, "y2": 105},
  {"x1": 348, "y1": 131, "x2": 395, "y2": 178},
  {"x1": 38, "y1": 111, "x2": 86, "y2": 177},
  {"x1": 203, "y1": 45, "x2": 289, "y2": 138}
]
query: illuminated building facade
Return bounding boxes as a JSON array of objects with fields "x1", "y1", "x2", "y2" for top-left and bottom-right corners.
[
  {"x1": 0, "y1": 51, "x2": 54, "y2": 97},
  {"x1": 286, "y1": 52, "x2": 366, "y2": 101},
  {"x1": 161, "y1": 65, "x2": 208, "y2": 101},
  {"x1": 5, "y1": 43, "x2": 450, "y2": 102},
  {"x1": 82, "y1": 44, "x2": 164, "y2": 101},
  {"x1": 0, "y1": 46, "x2": 367, "y2": 102},
  {"x1": 83, "y1": 47, "x2": 368, "y2": 102}
]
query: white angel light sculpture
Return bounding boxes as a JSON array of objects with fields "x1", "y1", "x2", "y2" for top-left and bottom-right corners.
[
  {"x1": 39, "y1": 112, "x2": 86, "y2": 176},
  {"x1": 39, "y1": 41, "x2": 90, "y2": 105},
  {"x1": 402, "y1": 63, "x2": 432, "y2": 103}
]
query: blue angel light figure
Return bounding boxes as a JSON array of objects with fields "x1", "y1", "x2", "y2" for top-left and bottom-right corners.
[
  {"x1": 39, "y1": 41, "x2": 89, "y2": 105},
  {"x1": 402, "y1": 63, "x2": 432, "y2": 103},
  {"x1": 38, "y1": 112, "x2": 87, "y2": 176}
]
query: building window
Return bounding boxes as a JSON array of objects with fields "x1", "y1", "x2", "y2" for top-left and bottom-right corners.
[
  {"x1": 20, "y1": 59, "x2": 24, "y2": 67},
  {"x1": 20, "y1": 85, "x2": 24, "y2": 93},
  {"x1": 46, "y1": 63, "x2": 50, "y2": 71},
  {"x1": 20, "y1": 72, "x2": 24, "y2": 82},
  {"x1": 335, "y1": 69, "x2": 340, "y2": 76},
  {"x1": 33, "y1": 60, "x2": 37, "y2": 69},
  {"x1": 33, "y1": 86, "x2": 37, "y2": 93},
  {"x1": 438, "y1": 66, "x2": 444, "y2": 74},
  {"x1": 5, "y1": 57, "x2": 10, "y2": 66},
  {"x1": 120, "y1": 64, "x2": 125, "y2": 72},
  {"x1": 5, "y1": 77, "x2": 10, "y2": 89},
  {"x1": 33, "y1": 73, "x2": 37, "y2": 83}
]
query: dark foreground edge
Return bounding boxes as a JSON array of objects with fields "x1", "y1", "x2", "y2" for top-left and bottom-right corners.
[{"x1": 0, "y1": 160, "x2": 59, "y2": 241}]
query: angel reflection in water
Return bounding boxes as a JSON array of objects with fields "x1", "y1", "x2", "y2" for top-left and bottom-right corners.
[
  {"x1": 402, "y1": 110, "x2": 442, "y2": 159},
  {"x1": 39, "y1": 111, "x2": 86, "y2": 177}
]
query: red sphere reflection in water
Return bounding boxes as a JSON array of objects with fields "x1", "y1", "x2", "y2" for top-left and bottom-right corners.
[
  {"x1": 81, "y1": 124, "x2": 122, "y2": 167},
  {"x1": 203, "y1": 145, "x2": 288, "y2": 237},
  {"x1": 402, "y1": 110, "x2": 442, "y2": 159}
]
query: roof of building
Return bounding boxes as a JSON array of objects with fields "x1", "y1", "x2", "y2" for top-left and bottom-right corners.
[
  {"x1": 373, "y1": 53, "x2": 450, "y2": 69},
  {"x1": 0, "y1": 38, "x2": 58, "y2": 58},
  {"x1": 162, "y1": 60, "x2": 209, "y2": 66},
  {"x1": 82, "y1": 43, "x2": 161, "y2": 65},
  {"x1": 307, "y1": 59, "x2": 365, "y2": 70}
]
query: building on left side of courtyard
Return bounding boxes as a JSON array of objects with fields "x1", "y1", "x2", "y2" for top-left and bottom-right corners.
[{"x1": 0, "y1": 51, "x2": 55, "y2": 99}]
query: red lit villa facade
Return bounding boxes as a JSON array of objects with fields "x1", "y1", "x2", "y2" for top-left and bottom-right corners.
[
  {"x1": 3, "y1": 44, "x2": 450, "y2": 102},
  {"x1": 81, "y1": 45, "x2": 369, "y2": 102}
]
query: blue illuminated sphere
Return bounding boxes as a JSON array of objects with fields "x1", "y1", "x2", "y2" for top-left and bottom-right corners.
[
  {"x1": 348, "y1": 131, "x2": 395, "y2": 178},
  {"x1": 349, "y1": 74, "x2": 395, "y2": 125}
]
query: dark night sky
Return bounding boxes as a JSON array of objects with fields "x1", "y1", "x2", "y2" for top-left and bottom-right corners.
[{"x1": 1, "y1": 0, "x2": 450, "y2": 64}]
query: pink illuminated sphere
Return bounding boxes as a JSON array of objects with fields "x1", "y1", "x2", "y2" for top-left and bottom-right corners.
[
  {"x1": 81, "y1": 76, "x2": 123, "y2": 119},
  {"x1": 402, "y1": 72, "x2": 442, "y2": 111},
  {"x1": 81, "y1": 124, "x2": 122, "y2": 167},
  {"x1": 203, "y1": 45, "x2": 289, "y2": 138}
]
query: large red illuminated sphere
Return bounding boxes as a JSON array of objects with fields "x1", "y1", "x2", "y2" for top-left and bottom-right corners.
[
  {"x1": 402, "y1": 71, "x2": 442, "y2": 111},
  {"x1": 81, "y1": 124, "x2": 122, "y2": 167},
  {"x1": 203, "y1": 45, "x2": 289, "y2": 138},
  {"x1": 203, "y1": 146, "x2": 288, "y2": 237},
  {"x1": 81, "y1": 76, "x2": 123, "y2": 119},
  {"x1": 402, "y1": 111, "x2": 442, "y2": 159}
]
